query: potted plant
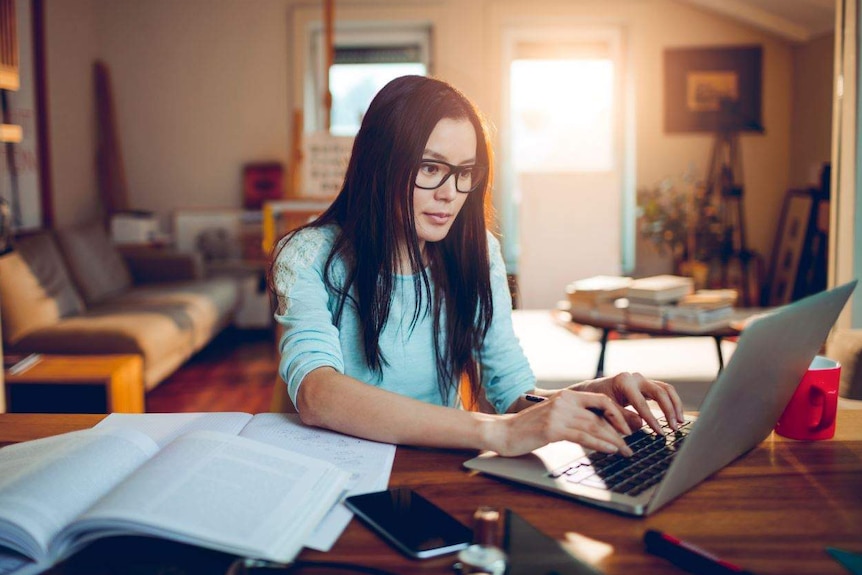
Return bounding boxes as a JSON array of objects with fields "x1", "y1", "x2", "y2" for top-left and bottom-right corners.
[{"x1": 637, "y1": 174, "x2": 723, "y2": 287}]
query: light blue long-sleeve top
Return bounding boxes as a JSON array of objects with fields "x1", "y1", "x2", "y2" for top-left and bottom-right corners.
[{"x1": 272, "y1": 224, "x2": 535, "y2": 413}]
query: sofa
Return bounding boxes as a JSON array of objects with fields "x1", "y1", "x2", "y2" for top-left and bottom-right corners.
[{"x1": 0, "y1": 222, "x2": 240, "y2": 390}]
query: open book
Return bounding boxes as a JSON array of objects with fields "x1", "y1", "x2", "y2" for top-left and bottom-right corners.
[
  {"x1": 0, "y1": 413, "x2": 358, "y2": 575},
  {"x1": 94, "y1": 412, "x2": 396, "y2": 551}
]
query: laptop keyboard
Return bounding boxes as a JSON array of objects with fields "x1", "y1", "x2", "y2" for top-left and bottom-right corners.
[{"x1": 549, "y1": 417, "x2": 693, "y2": 497}]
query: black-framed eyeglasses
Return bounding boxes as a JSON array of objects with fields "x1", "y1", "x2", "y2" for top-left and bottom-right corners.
[{"x1": 414, "y1": 160, "x2": 487, "y2": 193}]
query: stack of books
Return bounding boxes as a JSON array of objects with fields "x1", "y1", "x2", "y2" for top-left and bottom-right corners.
[
  {"x1": 564, "y1": 275, "x2": 632, "y2": 322},
  {"x1": 625, "y1": 275, "x2": 695, "y2": 329},
  {"x1": 677, "y1": 289, "x2": 738, "y2": 307},
  {"x1": 665, "y1": 289, "x2": 737, "y2": 332},
  {"x1": 626, "y1": 274, "x2": 695, "y2": 303},
  {"x1": 563, "y1": 274, "x2": 737, "y2": 333},
  {"x1": 626, "y1": 299, "x2": 675, "y2": 329}
]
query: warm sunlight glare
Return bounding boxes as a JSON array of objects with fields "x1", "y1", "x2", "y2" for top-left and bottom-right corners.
[
  {"x1": 511, "y1": 59, "x2": 614, "y2": 172},
  {"x1": 562, "y1": 530, "x2": 615, "y2": 563}
]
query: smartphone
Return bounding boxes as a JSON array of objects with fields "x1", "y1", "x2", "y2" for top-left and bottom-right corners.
[{"x1": 344, "y1": 487, "x2": 472, "y2": 559}]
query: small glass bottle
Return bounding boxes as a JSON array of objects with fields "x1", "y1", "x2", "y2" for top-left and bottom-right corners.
[{"x1": 456, "y1": 506, "x2": 507, "y2": 575}]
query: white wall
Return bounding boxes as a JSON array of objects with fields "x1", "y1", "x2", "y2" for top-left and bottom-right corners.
[
  {"x1": 44, "y1": 0, "x2": 821, "y2": 284},
  {"x1": 94, "y1": 0, "x2": 291, "y2": 218}
]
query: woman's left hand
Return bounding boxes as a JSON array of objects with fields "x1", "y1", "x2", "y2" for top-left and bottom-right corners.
[{"x1": 569, "y1": 372, "x2": 685, "y2": 434}]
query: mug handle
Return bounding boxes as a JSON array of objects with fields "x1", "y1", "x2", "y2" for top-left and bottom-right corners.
[{"x1": 810, "y1": 386, "x2": 837, "y2": 432}]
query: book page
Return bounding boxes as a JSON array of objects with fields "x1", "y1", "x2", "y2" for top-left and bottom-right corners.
[
  {"x1": 95, "y1": 412, "x2": 253, "y2": 448},
  {"x1": 0, "y1": 428, "x2": 158, "y2": 562},
  {"x1": 240, "y1": 413, "x2": 396, "y2": 551},
  {"x1": 0, "y1": 552, "x2": 31, "y2": 575},
  {"x1": 59, "y1": 431, "x2": 349, "y2": 564}
]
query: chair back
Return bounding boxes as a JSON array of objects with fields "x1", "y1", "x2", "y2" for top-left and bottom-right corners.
[{"x1": 270, "y1": 378, "x2": 298, "y2": 413}]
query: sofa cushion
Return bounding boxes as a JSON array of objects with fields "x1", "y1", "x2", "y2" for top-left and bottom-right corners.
[
  {"x1": 8, "y1": 306, "x2": 196, "y2": 389},
  {"x1": 57, "y1": 222, "x2": 133, "y2": 305},
  {"x1": 106, "y1": 277, "x2": 240, "y2": 350},
  {"x1": 0, "y1": 233, "x2": 85, "y2": 345},
  {"x1": 118, "y1": 246, "x2": 204, "y2": 283},
  {"x1": 7, "y1": 276, "x2": 240, "y2": 390}
]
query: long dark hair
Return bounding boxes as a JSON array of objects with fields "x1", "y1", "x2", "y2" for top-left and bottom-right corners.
[{"x1": 270, "y1": 75, "x2": 495, "y2": 405}]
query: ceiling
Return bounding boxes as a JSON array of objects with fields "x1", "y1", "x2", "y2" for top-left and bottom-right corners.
[{"x1": 677, "y1": 0, "x2": 836, "y2": 43}]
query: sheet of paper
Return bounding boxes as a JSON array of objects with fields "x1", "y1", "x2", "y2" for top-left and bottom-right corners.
[
  {"x1": 239, "y1": 413, "x2": 396, "y2": 551},
  {"x1": 95, "y1": 412, "x2": 396, "y2": 552},
  {"x1": 95, "y1": 412, "x2": 253, "y2": 448}
]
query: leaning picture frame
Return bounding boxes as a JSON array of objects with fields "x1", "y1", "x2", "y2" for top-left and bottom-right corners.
[
  {"x1": 664, "y1": 45, "x2": 764, "y2": 133},
  {"x1": 765, "y1": 189, "x2": 815, "y2": 306}
]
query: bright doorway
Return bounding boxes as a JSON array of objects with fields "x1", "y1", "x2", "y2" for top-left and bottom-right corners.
[{"x1": 501, "y1": 28, "x2": 631, "y2": 309}]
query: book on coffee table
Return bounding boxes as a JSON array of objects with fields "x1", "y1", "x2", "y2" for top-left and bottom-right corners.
[
  {"x1": 566, "y1": 275, "x2": 632, "y2": 304},
  {"x1": 627, "y1": 275, "x2": 694, "y2": 303}
]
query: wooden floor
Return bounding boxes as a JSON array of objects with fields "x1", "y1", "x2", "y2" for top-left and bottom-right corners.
[{"x1": 145, "y1": 328, "x2": 279, "y2": 414}]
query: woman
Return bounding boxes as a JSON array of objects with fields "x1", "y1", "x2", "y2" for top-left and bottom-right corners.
[{"x1": 271, "y1": 75, "x2": 683, "y2": 457}]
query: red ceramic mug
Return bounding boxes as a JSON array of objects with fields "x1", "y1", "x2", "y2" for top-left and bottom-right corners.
[{"x1": 774, "y1": 356, "x2": 840, "y2": 441}]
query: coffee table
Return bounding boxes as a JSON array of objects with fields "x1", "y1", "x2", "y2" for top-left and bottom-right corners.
[
  {"x1": 558, "y1": 309, "x2": 743, "y2": 378},
  {"x1": 4, "y1": 354, "x2": 144, "y2": 413}
]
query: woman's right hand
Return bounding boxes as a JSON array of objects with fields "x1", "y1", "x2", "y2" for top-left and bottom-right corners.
[{"x1": 486, "y1": 389, "x2": 635, "y2": 457}]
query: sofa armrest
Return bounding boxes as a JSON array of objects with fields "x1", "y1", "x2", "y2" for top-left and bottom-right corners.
[{"x1": 118, "y1": 246, "x2": 204, "y2": 283}]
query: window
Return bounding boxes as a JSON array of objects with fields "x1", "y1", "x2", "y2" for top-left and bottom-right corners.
[{"x1": 308, "y1": 25, "x2": 431, "y2": 135}]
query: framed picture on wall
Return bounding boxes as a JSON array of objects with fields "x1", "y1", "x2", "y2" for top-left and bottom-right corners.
[{"x1": 664, "y1": 45, "x2": 764, "y2": 133}]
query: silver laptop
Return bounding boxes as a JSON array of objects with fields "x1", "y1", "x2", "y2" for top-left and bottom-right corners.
[{"x1": 464, "y1": 280, "x2": 857, "y2": 516}]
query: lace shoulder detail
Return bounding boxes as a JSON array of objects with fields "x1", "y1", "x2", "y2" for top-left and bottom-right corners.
[
  {"x1": 273, "y1": 227, "x2": 333, "y2": 314},
  {"x1": 486, "y1": 231, "x2": 505, "y2": 277},
  {"x1": 486, "y1": 230, "x2": 502, "y2": 256}
]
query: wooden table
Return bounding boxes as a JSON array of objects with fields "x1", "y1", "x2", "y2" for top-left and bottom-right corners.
[
  {"x1": 0, "y1": 410, "x2": 860, "y2": 575},
  {"x1": 558, "y1": 309, "x2": 742, "y2": 377},
  {"x1": 3, "y1": 355, "x2": 144, "y2": 413}
]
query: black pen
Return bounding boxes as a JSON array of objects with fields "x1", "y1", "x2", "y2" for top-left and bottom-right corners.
[
  {"x1": 644, "y1": 529, "x2": 756, "y2": 575},
  {"x1": 523, "y1": 393, "x2": 605, "y2": 418}
]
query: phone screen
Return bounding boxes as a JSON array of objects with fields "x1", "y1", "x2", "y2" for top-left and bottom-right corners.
[{"x1": 344, "y1": 487, "x2": 472, "y2": 559}]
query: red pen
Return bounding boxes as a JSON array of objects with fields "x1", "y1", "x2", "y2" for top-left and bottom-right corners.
[{"x1": 644, "y1": 529, "x2": 756, "y2": 575}]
